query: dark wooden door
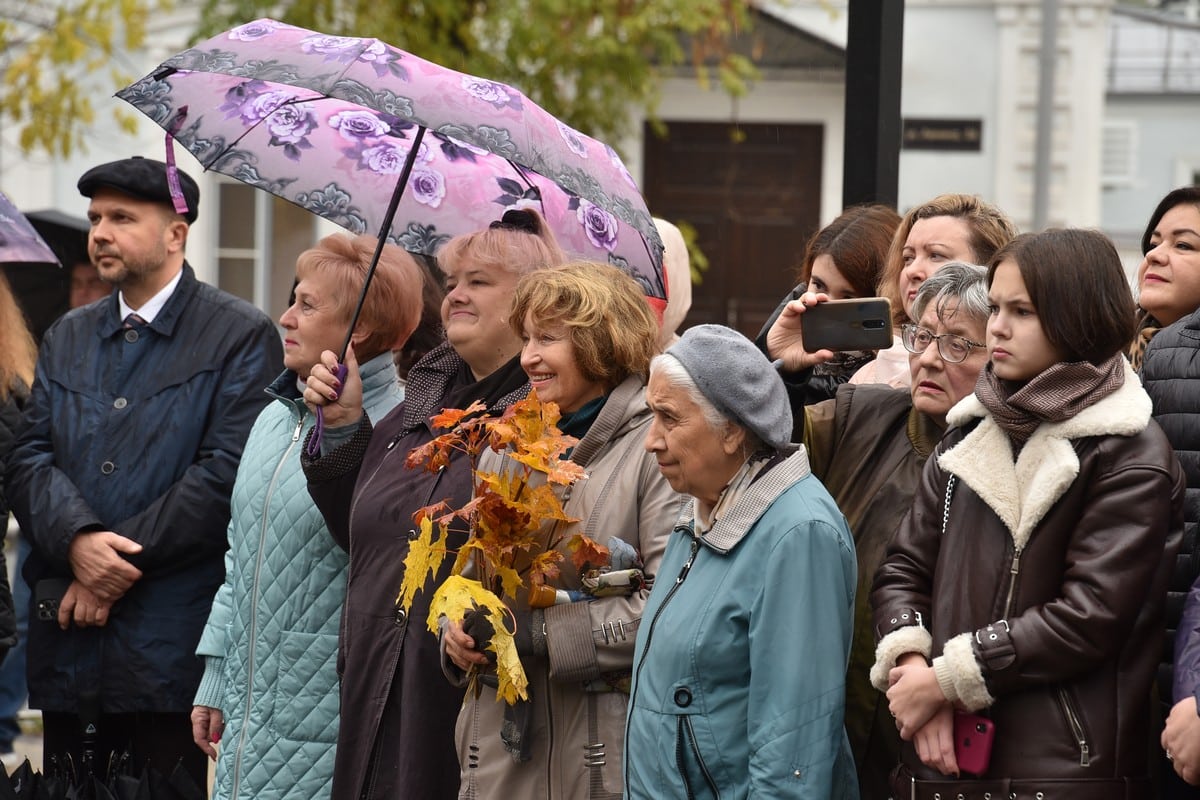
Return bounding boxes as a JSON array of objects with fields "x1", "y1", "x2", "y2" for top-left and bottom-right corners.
[{"x1": 643, "y1": 121, "x2": 823, "y2": 338}]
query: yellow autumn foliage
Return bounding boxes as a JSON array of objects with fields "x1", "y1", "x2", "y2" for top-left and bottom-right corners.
[{"x1": 425, "y1": 575, "x2": 528, "y2": 704}]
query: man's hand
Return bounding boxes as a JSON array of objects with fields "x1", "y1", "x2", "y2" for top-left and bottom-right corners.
[
  {"x1": 191, "y1": 705, "x2": 224, "y2": 761},
  {"x1": 58, "y1": 581, "x2": 114, "y2": 629},
  {"x1": 1163, "y1": 695, "x2": 1200, "y2": 785},
  {"x1": 764, "y1": 291, "x2": 835, "y2": 372},
  {"x1": 68, "y1": 531, "x2": 142, "y2": 601}
]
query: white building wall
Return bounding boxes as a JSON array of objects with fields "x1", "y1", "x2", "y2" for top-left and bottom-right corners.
[
  {"x1": 898, "y1": 4, "x2": 1003, "y2": 213},
  {"x1": 1104, "y1": 97, "x2": 1200, "y2": 238},
  {"x1": 752, "y1": 0, "x2": 1113, "y2": 228}
]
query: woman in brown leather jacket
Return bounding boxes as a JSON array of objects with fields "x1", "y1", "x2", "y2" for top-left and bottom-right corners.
[{"x1": 872, "y1": 228, "x2": 1186, "y2": 799}]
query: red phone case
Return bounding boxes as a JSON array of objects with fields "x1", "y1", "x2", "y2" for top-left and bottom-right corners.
[{"x1": 953, "y1": 711, "x2": 995, "y2": 776}]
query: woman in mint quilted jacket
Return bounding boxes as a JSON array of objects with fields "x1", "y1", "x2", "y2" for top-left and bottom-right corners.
[{"x1": 189, "y1": 233, "x2": 424, "y2": 799}]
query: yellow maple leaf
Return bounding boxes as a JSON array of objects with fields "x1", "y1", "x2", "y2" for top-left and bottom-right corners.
[
  {"x1": 397, "y1": 516, "x2": 447, "y2": 610},
  {"x1": 426, "y1": 576, "x2": 529, "y2": 703}
]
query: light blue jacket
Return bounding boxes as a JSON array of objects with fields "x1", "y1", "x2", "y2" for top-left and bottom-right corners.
[
  {"x1": 624, "y1": 448, "x2": 859, "y2": 800},
  {"x1": 194, "y1": 352, "x2": 403, "y2": 800}
]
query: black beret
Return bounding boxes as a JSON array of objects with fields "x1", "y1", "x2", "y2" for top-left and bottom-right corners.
[{"x1": 77, "y1": 156, "x2": 200, "y2": 224}]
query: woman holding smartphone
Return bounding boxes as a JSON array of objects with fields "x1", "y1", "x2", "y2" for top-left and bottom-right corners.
[{"x1": 872, "y1": 228, "x2": 1185, "y2": 798}]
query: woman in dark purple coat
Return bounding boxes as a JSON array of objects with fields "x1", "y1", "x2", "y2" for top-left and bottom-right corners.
[{"x1": 301, "y1": 210, "x2": 564, "y2": 800}]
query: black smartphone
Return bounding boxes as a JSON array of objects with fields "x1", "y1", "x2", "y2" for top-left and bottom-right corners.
[
  {"x1": 35, "y1": 578, "x2": 71, "y2": 622},
  {"x1": 800, "y1": 297, "x2": 892, "y2": 352}
]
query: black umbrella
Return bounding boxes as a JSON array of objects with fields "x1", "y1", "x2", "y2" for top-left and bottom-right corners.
[{"x1": 0, "y1": 209, "x2": 90, "y2": 343}]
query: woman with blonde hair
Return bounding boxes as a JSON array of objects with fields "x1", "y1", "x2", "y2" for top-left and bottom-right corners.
[
  {"x1": 442, "y1": 261, "x2": 681, "y2": 799},
  {"x1": 0, "y1": 272, "x2": 35, "y2": 710},
  {"x1": 848, "y1": 193, "x2": 1016, "y2": 388},
  {"x1": 302, "y1": 209, "x2": 566, "y2": 800}
]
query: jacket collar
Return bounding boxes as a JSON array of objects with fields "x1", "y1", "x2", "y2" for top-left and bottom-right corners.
[
  {"x1": 908, "y1": 405, "x2": 945, "y2": 461},
  {"x1": 400, "y1": 342, "x2": 529, "y2": 434},
  {"x1": 939, "y1": 359, "x2": 1152, "y2": 548},
  {"x1": 265, "y1": 351, "x2": 398, "y2": 419},
  {"x1": 682, "y1": 447, "x2": 815, "y2": 555},
  {"x1": 570, "y1": 375, "x2": 647, "y2": 468},
  {"x1": 98, "y1": 262, "x2": 198, "y2": 339}
]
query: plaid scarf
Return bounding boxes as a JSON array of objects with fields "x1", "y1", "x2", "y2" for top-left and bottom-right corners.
[{"x1": 975, "y1": 353, "x2": 1126, "y2": 444}]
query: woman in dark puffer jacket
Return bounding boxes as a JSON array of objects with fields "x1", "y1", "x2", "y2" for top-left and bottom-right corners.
[{"x1": 1139, "y1": 187, "x2": 1200, "y2": 798}]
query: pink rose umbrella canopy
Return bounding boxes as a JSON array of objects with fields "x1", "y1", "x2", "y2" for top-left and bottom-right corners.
[
  {"x1": 114, "y1": 17, "x2": 665, "y2": 304},
  {"x1": 0, "y1": 191, "x2": 59, "y2": 266}
]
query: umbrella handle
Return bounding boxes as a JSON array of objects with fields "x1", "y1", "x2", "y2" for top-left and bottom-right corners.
[{"x1": 306, "y1": 362, "x2": 349, "y2": 458}]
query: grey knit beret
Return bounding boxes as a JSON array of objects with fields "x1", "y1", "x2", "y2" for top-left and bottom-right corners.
[{"x1": 666, "y1": 324, "x2": 796, "y2": 453}]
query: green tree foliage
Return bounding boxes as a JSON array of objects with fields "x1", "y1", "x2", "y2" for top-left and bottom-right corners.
[
  {"x1": 0, "y1": 0, "x2": 160, "y2": 157},
  {"x1": 195, "y1": 0, "x2": 758, "y2": 146}
]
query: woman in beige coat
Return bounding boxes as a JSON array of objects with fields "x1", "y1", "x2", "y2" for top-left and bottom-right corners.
[{"x1": 443, "y1": 262, "x2": 682, "y2": 799}]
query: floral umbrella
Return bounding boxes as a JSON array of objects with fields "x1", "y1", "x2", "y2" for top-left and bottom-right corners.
[
  {"x1": 0, "y1": 191, "x2": 59, "y2": 266},
  {"x1": 114, "y1": 18, "x2": 666, "y2": 318}
]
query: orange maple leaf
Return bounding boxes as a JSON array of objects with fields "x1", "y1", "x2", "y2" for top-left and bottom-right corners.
[
  {"x1": 430, "y1": 400, "x2": 487, "y2": 430},
  {"x1": 399, "y1": 390, "x2": 590, "y2": 705},
  {"x1": 568, "y1": 534, "x2": 611, "y2": 574},
  {"x1": 529, "y1": 550, "x2": 564, "y2": 586}
]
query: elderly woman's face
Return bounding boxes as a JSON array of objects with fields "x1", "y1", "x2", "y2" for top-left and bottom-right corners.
[
  {"x1": 279, "y1": 269, "x2": 350, "y2": 380},
  {"x1": 907, "y1": 302, "x2": 988, "y2": 425},
  {"x1": 520, "y1": 313, "x2": 606, "y2": 414},
  {"x1": 644, "y1": 371, "x2": 746, "y2": 507},
  {"x1": 441, "y1": 259, "x2": 523, "y2": 379}
]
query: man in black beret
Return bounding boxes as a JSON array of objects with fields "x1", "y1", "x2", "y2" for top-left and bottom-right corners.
[{"x1": 6, "y1": 156, "x2": 283, "y2": 791}]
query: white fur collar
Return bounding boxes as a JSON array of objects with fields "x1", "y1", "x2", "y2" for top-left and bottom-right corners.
[{"x1": 938, "y1": 360, "x2": 1151, "y2": 550}]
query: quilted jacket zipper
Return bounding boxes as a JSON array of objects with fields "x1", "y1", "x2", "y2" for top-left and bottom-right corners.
[{"x1": 231, "y1": 413, "x2": 304, "y2": 797}]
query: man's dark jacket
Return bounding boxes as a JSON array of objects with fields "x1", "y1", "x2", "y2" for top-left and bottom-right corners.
[{"x1": 6, "y1": 264, "x2": 282, "y2": 712}]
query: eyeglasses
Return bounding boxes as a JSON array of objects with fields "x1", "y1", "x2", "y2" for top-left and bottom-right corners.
[{"x1": 900, "y1": 323, "x2": 984, "y2": 364}]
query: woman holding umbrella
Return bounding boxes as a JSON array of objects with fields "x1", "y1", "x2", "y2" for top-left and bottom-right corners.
[
  {"x1": 301, "y1": 209, "x2": 565, "y2": 800},
  {"x1": 189, "y1": 233, "x2": 422, "y2": 800}
]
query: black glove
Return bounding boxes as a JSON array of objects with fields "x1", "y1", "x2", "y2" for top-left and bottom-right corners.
[
  {"x1": 461, "y1": 606, "x2": 498, "y2": 665},
  {"x1": 462, "y1": 606, "x2": 546, "y2": 661}
]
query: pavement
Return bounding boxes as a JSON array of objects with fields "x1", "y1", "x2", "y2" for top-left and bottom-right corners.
[{"x1": 5, "y1": 718, "x2": 42, "y2": 774}]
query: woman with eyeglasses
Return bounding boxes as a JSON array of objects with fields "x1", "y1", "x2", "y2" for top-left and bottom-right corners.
[
  {"x1": 765, "y1": 262, "x2": 988, "y2": 799},
  {"x1": 873, "y1": 229, "x2": 1184, "y2": 799},
  {"x1": 764, "y1": 197, "x2": 1015, "y2": 445}
]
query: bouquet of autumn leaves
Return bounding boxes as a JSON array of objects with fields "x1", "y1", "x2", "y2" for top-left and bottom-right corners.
[{"x1": 397, "y1": 391, "x2": 612, "y2": 704}]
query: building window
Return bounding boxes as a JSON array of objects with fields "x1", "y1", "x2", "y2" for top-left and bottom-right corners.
[
  {"x1": 1101, "y1": 120, "x2": 1137, "y2": 188},
  {"x1": 214, "y1": 180, "x2": 316, "y2": 320}
]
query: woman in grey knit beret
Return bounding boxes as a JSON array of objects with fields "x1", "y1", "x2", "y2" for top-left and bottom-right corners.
[{"x1": 624, "y1": 324, "x2": 859, "y2": 800}]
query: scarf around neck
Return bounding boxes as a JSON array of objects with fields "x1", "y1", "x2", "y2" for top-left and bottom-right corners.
[{"x1": 974, "y1": 352, "x2": 1126, "y2": 444}]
